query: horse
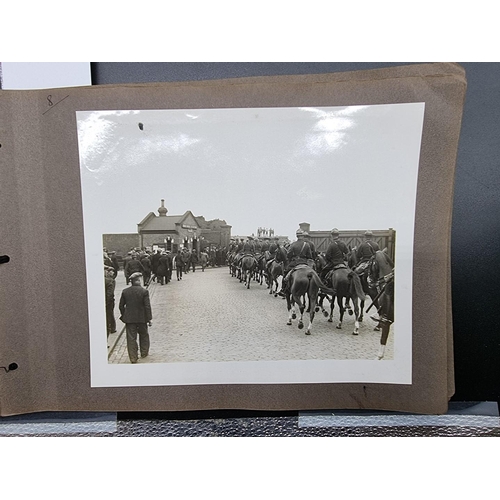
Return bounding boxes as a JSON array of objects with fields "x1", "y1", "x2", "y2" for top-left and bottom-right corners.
[
  {"x1": 368, "y1": 250, "x2": 394, "y2": 287},
  {"x1": 348, "y1": 246, "x2": 379, "y2": 323},
  {"x1": 285, "y1": 265, "x2": 334, "y2": 335},
  {"x1": 315, "y1": 253, "x2": 328, "y2": 275},
  {"x1": 240, "y1": 255, "x2": 257, "y2": 289},
  {"x1": 254, "y1": 253, "x2": 267, "y2": 285},
  {"x1": 267, "y1": 259, "x2": 283, "y2": 296},
  {"x1": 368, "y1": 250, "x2": 395, "y2": 359},
  {"x1": 325, "y1": 267, "x2": 366, "y2": 335}
]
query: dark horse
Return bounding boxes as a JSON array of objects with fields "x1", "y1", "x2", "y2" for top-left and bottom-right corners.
[
  {"x1": 347, "y1": 246, "x2": 379, "y2": 323},
  {"x1": 368, "y1": 250, "x2": 395, "y2": 359},
  {"x1": 267, "y1": 246, "x2": 287, "y2": 296},
  {"x1": 240, "y1": 255, "x2": 257, "y2": 289},
  {"x1": 285, "y1": 265, "x2": 334, "y2": 335},
  {"x1": 319, "y1": 266, "x2": 366, "y2": 335}
]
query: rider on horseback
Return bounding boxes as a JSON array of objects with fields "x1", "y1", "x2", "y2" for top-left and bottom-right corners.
[
  {"x1": 356, "y1": 230, "x2": 380, "y2": 264},
  {"x1": 320, "y1": 228, "x2": 349, "y2": 284},
  {"x1": 242, "y1": 236, "x2": 255, "y2": 254},
  {"x1": 279, "y1": 230, "x2": 314, "y2": 297}
]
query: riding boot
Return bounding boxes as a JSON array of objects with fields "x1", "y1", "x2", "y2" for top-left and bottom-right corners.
[{"x1": 278, "y1": 273, "x2": 289, "y2": 297}]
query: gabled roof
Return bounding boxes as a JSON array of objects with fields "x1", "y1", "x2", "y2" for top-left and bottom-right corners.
[{"x1": 138, "y1": 211, "x2": 201, "y2": 232}]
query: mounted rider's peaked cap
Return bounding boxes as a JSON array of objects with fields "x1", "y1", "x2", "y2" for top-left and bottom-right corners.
[
  {"x1": 364, "y1": 230, "x2": 373, "y2": 237},
  {"x1": 331, "y1": 228, "x2": 340, "y2": 234}
]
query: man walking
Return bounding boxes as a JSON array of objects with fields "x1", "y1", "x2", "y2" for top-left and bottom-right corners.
[
  {"x1": 119, "y1": 272, "x2": 153, "y2": 364},
  {"x1": 105, "y1": 268, "x2": 116, "y2": 336}
]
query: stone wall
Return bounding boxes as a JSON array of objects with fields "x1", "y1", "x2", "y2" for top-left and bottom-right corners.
[{"x1": 103, "y1": 233, "x2": 140, "y2": 258}]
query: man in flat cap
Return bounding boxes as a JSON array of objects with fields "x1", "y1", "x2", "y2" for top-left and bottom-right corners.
[{"x1": 119, "y1": 272, "x2": 152, "y2": 364}]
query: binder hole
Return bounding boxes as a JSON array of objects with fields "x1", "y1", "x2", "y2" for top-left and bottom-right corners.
[
  {"x1": 8, "y1": 363, "x2": 18, "y2": 371},
  {"x1": 0, "y1": 255, "x2": 10, "y2": 264}
]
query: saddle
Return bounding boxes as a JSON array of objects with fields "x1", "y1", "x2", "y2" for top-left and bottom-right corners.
[{"x1": 291, "y1": 263, "x2": 310, "y2": 273}]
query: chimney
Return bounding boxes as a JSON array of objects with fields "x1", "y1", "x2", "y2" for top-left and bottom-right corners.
[{"x1": 158, "y1": 199, "x2": 168, "y2": 217}]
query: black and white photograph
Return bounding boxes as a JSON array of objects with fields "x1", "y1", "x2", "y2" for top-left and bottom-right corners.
[{"x1": 77, "y1": 104, "x2": 424, "y2": 387}]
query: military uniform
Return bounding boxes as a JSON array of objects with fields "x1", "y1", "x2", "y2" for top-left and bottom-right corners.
[{"x1": 357, "y1": 232, "x2": 380, "y2": 263}]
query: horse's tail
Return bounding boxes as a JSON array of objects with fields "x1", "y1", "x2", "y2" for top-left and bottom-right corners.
[
  {"x1": 349, "y1": 271, "x2": 366, "y2": 301},
  {"x1": 307, "y1": 270, "x2": 335, "y2": 295}
]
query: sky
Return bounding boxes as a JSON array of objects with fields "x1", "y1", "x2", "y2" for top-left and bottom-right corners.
[{"x1": 76, "y1": 104, "x2": 424, "y2": 241}]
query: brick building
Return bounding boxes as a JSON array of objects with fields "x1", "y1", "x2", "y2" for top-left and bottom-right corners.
[{"x1": 137, "y1": 200, "x2": 231, "y2": 255}]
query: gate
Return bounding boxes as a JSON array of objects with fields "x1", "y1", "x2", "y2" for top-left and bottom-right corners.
[{"x1": 308, "y1": 228, "x2": 396, "y2": 262}]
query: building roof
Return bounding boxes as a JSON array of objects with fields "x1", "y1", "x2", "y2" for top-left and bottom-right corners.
[{"x1": 138, "y1": 211, "x2": 201, "y2": 232}]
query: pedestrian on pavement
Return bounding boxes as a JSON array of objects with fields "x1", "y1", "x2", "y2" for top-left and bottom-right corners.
[
  {"x1": 156, "y1": 252, "x2": 170, "y2": 285},
  {"x1": 141, "y1": 252, "x2": 152, "y2": 286},
  {"x1": 105, "y1": 267, "x2": 116, "y2": 336},
  {"x1": 108, "y1": 251, "x2": 120, "y2": 278},
  {"x1": 119, "y1": 272, "x2": 153, "y2": 364},
  {"x1": 175, "y1": 249, "x2": 184, "y2": 280}
]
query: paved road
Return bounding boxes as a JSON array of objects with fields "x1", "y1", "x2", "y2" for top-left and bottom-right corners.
[{"x1": 109, "y1": 266, "x2": 394, "y2": 364}]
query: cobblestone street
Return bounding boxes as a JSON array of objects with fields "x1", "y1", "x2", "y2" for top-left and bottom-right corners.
[{"x1": 108, "y1": 266, "x2": 394, "y2": 364}]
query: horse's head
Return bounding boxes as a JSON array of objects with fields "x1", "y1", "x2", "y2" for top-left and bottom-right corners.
[
  {"x1": 347, "y1": 247, "x2": 358, "y2": 268},
  {"x1": 315, "y1": 253, "x2": 326, "y2": 271},
  {"x1": 276, "y1": 245, "x2": 287, "y2": 262},
  {"x1": 369, "y1": 250, "x2": 393, "y2": 283}
]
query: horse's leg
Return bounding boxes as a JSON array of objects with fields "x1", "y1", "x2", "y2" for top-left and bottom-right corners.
[
  {"x1": 286, "y1": 294, "x2": 294, "y2": 325},
  {"x1": 358, "y1": 299, "x2": 364, "y2": 322},
  {"x1": 345, "y1": 297, "x2": 353, "y2": 316},
  {"x1": 296, "y1": 295, "x2": 305, "y2": 330},
  {"x1": 352, "y1": 298, "x2": 360, "y2": 335},
  {"x1": 377, "y1": 323, "x2": 391, "y2": 359},
  {"x1": 306, "y1": 292, "x2": 318, "y2": 335},
  {"x1": 336, "y1": 295, "x2": 344, "y2": 329},
  {"x1": 328, "y1": 294, "x2": 335, "y2": 323}
]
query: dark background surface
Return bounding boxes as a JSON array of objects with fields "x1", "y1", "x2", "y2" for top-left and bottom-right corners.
[{"x1": 91, "y1": 62, "x2": 499, "y2": 421}]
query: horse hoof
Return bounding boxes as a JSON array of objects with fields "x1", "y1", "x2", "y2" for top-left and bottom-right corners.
[
  {"x1": 315, "y1": 307, "x2": 320, "y2": 312},
  {"x1": 274, "y1": 294, "x2": 278, "y2": 298},
  {"x1": 328, "y1": 318, "x2": 333, "y2": 323},
  {"x1": 336, "y1": 325, "x2": 342, "y2": 329},
  {"x1": 298, "y1": 322, "x2": 304, "y2": 330},
  {"x1": 348, "y1": 310, "x2": 353, "y2": 316},
  {"x1": 286, "y1": 320, "x2": 292, "y2": 326},
  {"x1": 323, "y1": 311, "x2": 329, "y2": 318},
  {"x1": 292, "y1": 313, "x2": 296, "y2": 320},
  {"x1": 305, "y1": 330, "x2": 311, "y2": 335},
  {"x1": 352, "y1": 331, "x2": 359, "y2": 336}
]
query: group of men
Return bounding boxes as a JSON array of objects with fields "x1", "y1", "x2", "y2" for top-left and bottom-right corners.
[
  {"x1": 228, "y1": 228, "x2": 392, "y2": 327},
  {"x1": 103, "y1": 244, "x2": 225, "y2": 364},
  {"x1": 278, "y1": 228, "x2": 393, "y2": 327}
]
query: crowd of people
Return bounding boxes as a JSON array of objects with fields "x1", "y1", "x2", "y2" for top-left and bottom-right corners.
[
  {"x1": 227, "y1": 229, "x2": 394, "y2": 328},
  {"x1": 103, "y1": 244, "x2": 228, "y2": 363},
  {"x1": 104, "y1": 229, "x2": 394, "y2": 364}
]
